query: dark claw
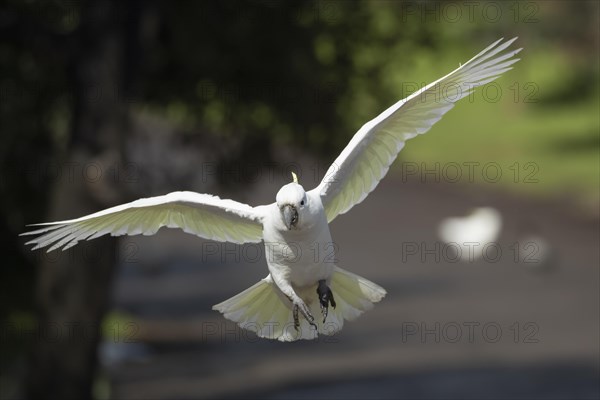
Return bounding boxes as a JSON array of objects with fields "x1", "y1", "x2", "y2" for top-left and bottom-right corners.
[
  {"x1": 293, "y1": 304, "x2": 300, "y2": 331},
  {"x1": 301, "y1": 303, "x2": 317, "y2": 330},
  {"x1": 293, "y1": 301, "x2": 317, "y2": 331},
  {"x1": 317, "y1": 280, "x2": 336, "y2": 323}
]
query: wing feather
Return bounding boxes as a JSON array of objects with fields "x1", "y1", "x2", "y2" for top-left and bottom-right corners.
[
  {"x1": 22, "y1": 191, "x2": 264, "y2": 251},
  {"x1": 311, "y1": 38, "x2": 521, "y2": 222}
]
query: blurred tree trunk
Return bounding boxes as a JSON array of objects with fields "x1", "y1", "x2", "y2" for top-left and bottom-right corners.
[{"x1": 25, "y1": 1, "x2": 141, "y2": 399}]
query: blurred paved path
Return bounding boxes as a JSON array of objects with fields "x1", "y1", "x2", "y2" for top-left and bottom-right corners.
[{"x1": 104, "y1": 177, "x2": 599, "y2": 399}]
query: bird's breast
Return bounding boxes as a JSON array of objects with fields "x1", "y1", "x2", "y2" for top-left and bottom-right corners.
[{"x1": 263, "y1": 204, "x2": 334, "y2": 286}]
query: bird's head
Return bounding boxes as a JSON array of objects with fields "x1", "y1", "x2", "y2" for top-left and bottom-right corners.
[{"x1": 276, "y1": 172, "x2": 307, "y2": 230}]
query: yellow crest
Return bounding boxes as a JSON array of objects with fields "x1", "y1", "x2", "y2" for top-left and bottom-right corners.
[{"x1": 291, "y1": 171, "x2": 298, "y2": 184}]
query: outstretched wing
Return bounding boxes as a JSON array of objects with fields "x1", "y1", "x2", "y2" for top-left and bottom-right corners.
[
  {"x1": 21, "y1": 191, "x2": 264, "y2": 251},
  {"x1": 310, "y1": 38, "x2": 521, "y2": 222}
]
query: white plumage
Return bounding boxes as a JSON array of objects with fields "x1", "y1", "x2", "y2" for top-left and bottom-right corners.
[
  {"x1": 314, "y1": 37, "x2": 521, "y2": 222},
  {"x1": 438, "y1": 207, "x2": 503, "y2": 261},
  {"x1": 22, "y1": 38, "x2": 521, "y2": 341}
]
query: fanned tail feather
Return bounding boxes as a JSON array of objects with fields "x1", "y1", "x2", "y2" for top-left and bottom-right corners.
[{"x1": 212, "y1": 267, "x2": 386, "y2": 342}]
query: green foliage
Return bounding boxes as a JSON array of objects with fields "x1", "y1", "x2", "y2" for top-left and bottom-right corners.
[{"x1": 5, "y1": 1, "x2": 597, "y2": 198}]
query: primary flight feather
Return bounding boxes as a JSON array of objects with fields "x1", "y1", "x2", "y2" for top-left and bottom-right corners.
[{"x1": 22, "y1": 38, "x2": 521, "y2": 341}]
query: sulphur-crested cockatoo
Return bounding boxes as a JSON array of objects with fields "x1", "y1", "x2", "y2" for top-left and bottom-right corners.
[{"x1": 22, "y1": 38, "x2": 521, "y2": 341}]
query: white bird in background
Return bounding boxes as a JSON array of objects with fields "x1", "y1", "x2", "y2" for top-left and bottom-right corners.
[
  {"x1": 22, "y1": 38, "x2": 521, "y2": 341},
  {"x1": 437, "y1": 207, "x2": 503, "y2": 261}
]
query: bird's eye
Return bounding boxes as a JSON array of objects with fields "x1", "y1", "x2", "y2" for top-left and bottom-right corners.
[{"x1": 300, "y1": 200, "x2": 305, "y2": 206}]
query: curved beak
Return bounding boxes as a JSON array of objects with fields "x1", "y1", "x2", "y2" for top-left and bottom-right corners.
[{"x1": 282, "y1": 205, "x2": 298, "y2": 230}]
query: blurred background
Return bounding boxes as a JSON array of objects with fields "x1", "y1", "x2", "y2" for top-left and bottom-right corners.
[{"x1": 1, "y1": 1, "x2": 599, "y2": 399}]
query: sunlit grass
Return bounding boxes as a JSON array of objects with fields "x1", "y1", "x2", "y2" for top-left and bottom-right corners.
[
  {"x1": 381, "y1": 41, "x2": 600, "y2": 211},
  {"x1": 397, "y1": 91, "x2": 599, "y2": 207}
]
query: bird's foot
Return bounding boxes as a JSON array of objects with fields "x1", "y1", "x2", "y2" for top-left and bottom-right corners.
[
  {"x1": 317, "y1": 279, "x2": 336, "y2": 323},
  {"x1": 293, "y1": 299, "x2": 317, "y2": 331}
]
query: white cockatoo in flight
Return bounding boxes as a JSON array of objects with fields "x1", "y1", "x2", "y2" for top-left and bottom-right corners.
[{"x1": 23, "y1": 38, "x2": 521, "y2": 341}]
